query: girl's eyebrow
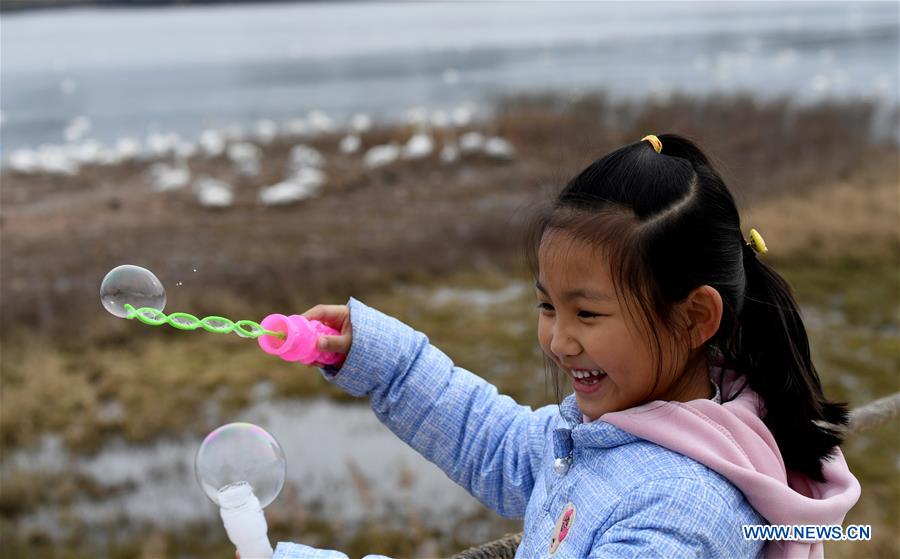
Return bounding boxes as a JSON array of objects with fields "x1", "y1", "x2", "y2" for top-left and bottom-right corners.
[{"x1": 535, "y1": 281, "x2": 613, "y2": 302}]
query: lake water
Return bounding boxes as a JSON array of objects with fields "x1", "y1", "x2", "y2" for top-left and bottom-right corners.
[
  {"x1": 1, "y1": 1, "x2": 898, "y2": 153},
  {"x1": 7, "y1": 396, "x2": 516, "y2": 549}
]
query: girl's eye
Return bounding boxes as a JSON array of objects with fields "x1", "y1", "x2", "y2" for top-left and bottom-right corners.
[{"x1": 536, "y1": 303, "x2": 601, "y2": 319}]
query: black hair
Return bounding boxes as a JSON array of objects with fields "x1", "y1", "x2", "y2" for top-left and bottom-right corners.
[{"x1": 523, "y1": 133, "x2": 848, "y2": 482}]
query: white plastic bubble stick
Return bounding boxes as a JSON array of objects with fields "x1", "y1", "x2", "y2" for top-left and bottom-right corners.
[{"x1": 219, "y1": 482, "x2": 274, "y2": 559}]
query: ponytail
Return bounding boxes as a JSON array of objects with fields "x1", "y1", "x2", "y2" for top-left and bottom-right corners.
[
  {"x1": 733, "y1": 243, "x2": 849, "y2": 482},
  {"x1": 661, "y1": 132, "x2": 849, "y2": 481}
]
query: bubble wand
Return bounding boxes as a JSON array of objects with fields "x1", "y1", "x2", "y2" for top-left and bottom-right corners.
[
  {"x1": 102, "y1": 265, "x2": 342, "y2": 366},
  {"x1": 122, "y1": 303, "x2": 282, "y2": 338}
]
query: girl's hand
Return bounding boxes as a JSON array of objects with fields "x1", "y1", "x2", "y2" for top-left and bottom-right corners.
[{"x1": 302, "y1": 304, "x2": 352, "y2": 369}]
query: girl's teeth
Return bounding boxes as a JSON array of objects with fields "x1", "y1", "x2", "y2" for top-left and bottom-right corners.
[{"x1": 572, "y1": 369, "x2": 605, "y2": 379}]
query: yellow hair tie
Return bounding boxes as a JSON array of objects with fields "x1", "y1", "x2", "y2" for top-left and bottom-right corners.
[
  {"x1": 641, "y1": 134, "x2": 662, "y2": 154},
  {"x1": 748, "y1": 228, "x2": 768, "y2": 255}
]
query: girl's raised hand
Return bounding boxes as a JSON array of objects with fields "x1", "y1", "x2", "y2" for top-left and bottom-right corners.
[{"x1": 302, "y1": 304, "x2": 352, "y2": 369}]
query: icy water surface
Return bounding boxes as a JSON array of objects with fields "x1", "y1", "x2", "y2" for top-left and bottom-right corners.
[{"x1": 2, "y1": 1, "x2": 897, "y2": 151}]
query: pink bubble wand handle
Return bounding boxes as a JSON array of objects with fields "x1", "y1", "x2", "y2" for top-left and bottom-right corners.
[{"x1": 257, "y1": 314, "x2": 343, "y2": 365}]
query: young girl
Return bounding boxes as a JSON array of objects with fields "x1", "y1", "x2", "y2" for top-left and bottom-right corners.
[{"x1": 267, "y1": 134, "x2": 860, "y2": 559}]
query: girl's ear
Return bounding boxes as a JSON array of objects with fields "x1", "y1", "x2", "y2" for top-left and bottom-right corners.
[{"x1": 680, "y1": 285, "x2": 723, "y2": 349}]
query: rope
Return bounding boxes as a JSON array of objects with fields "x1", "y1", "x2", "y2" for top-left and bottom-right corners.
[
  {"x1": 447, "y1": 392, "x2": 900, "y2": 559},
  {"x1": 846, "y1": 392, "x2": 900, "y2": 434},
  {"x1": 450, "y1": 533, "x2": 523, "y2": 559}
]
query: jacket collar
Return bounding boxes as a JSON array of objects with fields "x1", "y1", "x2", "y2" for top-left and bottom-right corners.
[{"x1": 558, "y1": 394, "x2": 643, "y2": 450}]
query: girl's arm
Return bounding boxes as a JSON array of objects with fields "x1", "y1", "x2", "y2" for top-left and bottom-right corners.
[{"x1": 315, "y1": 296, "x2": 558, "y2": 518}]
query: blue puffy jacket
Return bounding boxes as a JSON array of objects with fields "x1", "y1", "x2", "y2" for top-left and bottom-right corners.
[{"x1": 272, "y1": 297, "x2": 764, "y2": 559}]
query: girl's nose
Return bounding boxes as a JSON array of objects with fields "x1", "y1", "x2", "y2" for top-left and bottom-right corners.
[{"x1": 549, "y1": 328, "x2": 581, "y2": 361}]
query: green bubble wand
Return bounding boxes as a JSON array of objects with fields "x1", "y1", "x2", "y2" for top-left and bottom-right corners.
[
  {"x1": 122, "y1": 303, "x2": 285, "y2": 339},
  {"x1": 103, "y1": 265, "x2": 343, "y2": 366}
]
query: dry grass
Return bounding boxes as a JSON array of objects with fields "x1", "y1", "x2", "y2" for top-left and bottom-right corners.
[{"x1": 744, "y1": 172, "x2": 899, "y2": 262}]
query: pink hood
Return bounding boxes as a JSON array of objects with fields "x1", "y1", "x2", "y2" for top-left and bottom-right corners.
[{"x1": 599, "y1": 368, "x2": 861, "y2": 559}]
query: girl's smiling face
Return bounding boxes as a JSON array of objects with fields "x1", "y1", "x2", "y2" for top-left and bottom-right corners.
[{"x1": 536, "y1": 230, "x2": 712, "y2": 420}]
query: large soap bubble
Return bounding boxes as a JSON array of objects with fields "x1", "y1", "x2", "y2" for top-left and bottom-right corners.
[
  {"x1": 195, "y1": 422, "x2": 286, "y2": 509},
  {"x1": 100, "y1": 264, "x2": 166, "y2": 318}
]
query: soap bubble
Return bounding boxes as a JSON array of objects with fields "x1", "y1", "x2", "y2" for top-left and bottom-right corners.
[
  {"x1": 100, "y1": 264, "x2": 166, "y2": 318},
  {"x1": 195, "y1": 422, "x2": 286, "y2": 508}
]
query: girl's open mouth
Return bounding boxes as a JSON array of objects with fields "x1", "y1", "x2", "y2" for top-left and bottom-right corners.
[{"x1": 570, "y1": 369, "x2": 607, "y2": 394}]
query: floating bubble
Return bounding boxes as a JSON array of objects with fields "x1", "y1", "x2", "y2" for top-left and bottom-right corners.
[
  {"x1": 100, "y1": 264, "x2": 166, "y2": 318},
  {"x1": 195, "y1": 422, "x2": 286, "y2": 508}
]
